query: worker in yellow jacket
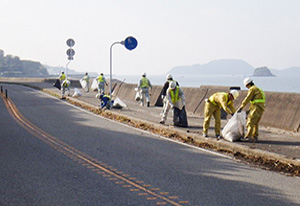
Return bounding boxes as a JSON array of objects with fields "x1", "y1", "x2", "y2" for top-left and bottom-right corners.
[
  {"x1": 138, "y1": 73, "x2": 152, "y2": 107},
  {"x1": 203, "y1": 90, "x2": 240, "y2": 138},
  {"x1": 237, "y1": 78, "x2": 265, "y2": 142}
]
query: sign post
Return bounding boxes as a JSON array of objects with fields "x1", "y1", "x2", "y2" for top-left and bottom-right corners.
[
  {"x1": 66, "y1": 38, "x2": 75, "y2": 77},
  {"x1": 110, "y1": 36, "x2": 138, "y2": 106}
]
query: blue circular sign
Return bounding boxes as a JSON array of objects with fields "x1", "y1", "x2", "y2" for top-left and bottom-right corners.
[
  {"x1": 66, "y1": 48, "x2": 75, "y2": 57},
  {"x1": 66, "y1": 38, "x2": 75, "y2": 47},
  {"x1": 124, "y1": 36, "x2": 138, "y2": 50}
]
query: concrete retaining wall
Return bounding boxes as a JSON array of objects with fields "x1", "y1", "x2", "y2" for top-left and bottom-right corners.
[
  {"x1": 44, "y1": 78, "x2": 300, "y2": 132},
  {"x1": 114, "y1": 82, "x2": 300, "y2": 132}
]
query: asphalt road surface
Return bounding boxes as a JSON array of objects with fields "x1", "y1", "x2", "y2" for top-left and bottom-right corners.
[{"x1": 1, "y1": 84, "x2": 300, "y2": 206}]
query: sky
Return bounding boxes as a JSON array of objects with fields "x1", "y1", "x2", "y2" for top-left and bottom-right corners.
[{"x1": 1, "y1": 0, "x2": 300, "y2": 75}]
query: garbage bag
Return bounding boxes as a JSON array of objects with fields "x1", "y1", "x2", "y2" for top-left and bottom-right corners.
[
  {"x1": 80, "y1": 78, "x2": 87, "y2": 90},
  {"x1": 222, "y1": 111, "x2": 246, "y2": 142},
  {"x1": 113, "y1": 97, "x2": 127, "y2": 108},
  {"x1": 135, "y1": 90, "x2": 141, "y2": 101},
  {"x1": 53, "y1": 79, "x2": 61, "y2": 90},
  {"x1": 91, "y1": 79, "x2": 98, "y2": 91},
  {"x1": 72, "y1": 88, "x2": 82, "y2": 97},
  {"x1": 173, "y1": 106, "x2": 188, "y2": 127}
]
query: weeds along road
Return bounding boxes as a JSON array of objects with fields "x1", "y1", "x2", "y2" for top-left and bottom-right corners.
[{"x1": 1, "y1": 84, "x2": 300, "y2": 206}]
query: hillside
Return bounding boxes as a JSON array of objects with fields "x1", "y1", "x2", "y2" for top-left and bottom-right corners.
[
  {"x1": 168, "y1": 59, "x2": 254, "y2": 75},
  {"x1": 0, "y1": 50, "x2": 48, "y2": 77},
  {"x1": 271, "y1": 67, "x2": 300, "y2": 76}
]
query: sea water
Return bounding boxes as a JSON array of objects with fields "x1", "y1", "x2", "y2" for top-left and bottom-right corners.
[{"x1": 113, "y1": 74, "x2": 300, "y2": 94}]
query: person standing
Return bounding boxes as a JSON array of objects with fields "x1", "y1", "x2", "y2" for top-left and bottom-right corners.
[
  {"x1": 138, "y1": 73, "x2": 152, "y2": 107},
  {"x1": 58, "y1": 71, "x2": 66, "y2": 83},
  {"x1": 160, "y1": 74, "x2": 179, "y2": 122},
  {"x1": 160, "y1": 81, "x2": 185, "y2": 124},
  {"x1": 97, "y1": 73, "x2": 108, "y2": 94},
  {"x1": 202, "y1": 90, "x2": 240, "y2": 138},
  {"x1": 83, "y1": 72, "x2": 90, "y2": 92},
  {"x1": 237, "y1": 78, "x2": 265, "y2": 142}
]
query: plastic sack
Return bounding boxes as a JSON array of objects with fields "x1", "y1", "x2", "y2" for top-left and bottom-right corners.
[
  {"x1": 135, "y1": 90, "x2": 141, "y2": 101},
  {"x1": 173, "y1": 106, "x2": 188, "y2": 127},
  {"x1": 113, "y1": 97, "x2": 127, "y2": 108},
  {"x1": 80, "y1": 78, "x2": 87, "y2": 89},
  {"x1": 91, "y1": 79, "x2": 98, "y2": 91},
  {"x1": 72, "y1": 88, "x2": 82, "y2": 97},
  {"x1": 222, "y1": 111, "x2": 246, "y2": 142},
  {"x1": 53, "y1": 79, "x2": 61, "y2": 90}
]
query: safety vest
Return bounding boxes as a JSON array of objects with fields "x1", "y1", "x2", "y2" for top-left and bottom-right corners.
[
  {"x1": 63, "y1": 80, "x2": 69, "y2": 87},
  {"x1": 250, "y1": 87, "x2": 265, "y2": 104},
  {"x1": 98, "y1": 76, "x2": 104, "y2": 83},
  {"x1": 84, "y1": 75, "x2": 89, "y2": 81},
  {"x1": 60, "y1": 74, "x2": 66, "y2": 81},
  {"x1": 141, "y1": 77, "x2": 149, "y2": 88},
  {"x1": 170, "y1": 86, "x2": 180, "y2": 103},
  {"x1": 209, "y1": 92, "x2": 232, "y2": 106}
]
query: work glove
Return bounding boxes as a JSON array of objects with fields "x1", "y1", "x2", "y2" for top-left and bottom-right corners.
[{"x1": 237, "y1": 107, "x2": 243, "y2": 113}]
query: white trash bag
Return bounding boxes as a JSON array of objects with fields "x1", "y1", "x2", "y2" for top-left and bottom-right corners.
[
  {"x1": 79, "y1": 78, "x2": 87, "y2": 90},
  {"x1": 91, "y1": 79, "x2": 98, "y2": 91},
  {"x1": 135, "y1": 88, "x2": 141, "y2": 101},
  {"x1": 72, "y1": 88, "x2": 82, "y2": 97},
  {"x1": 113, "y1": 97, "x2": 127, "y2": 108},
  {"x1": 222, "y1": 111, "x2": 246, "y2": 142}
]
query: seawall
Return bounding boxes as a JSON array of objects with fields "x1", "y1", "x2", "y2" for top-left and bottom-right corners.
[
  {"x1": 44, "y1": 78, "x2": 300, "y2": 132},
  {"x1": 112, "y1": 82, "x2": 300, "y2": 132}
]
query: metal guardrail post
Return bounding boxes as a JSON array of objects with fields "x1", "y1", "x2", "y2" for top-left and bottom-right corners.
[
  {"x1": 5, "y1": 89, "x2": 8, "y2": 98},
  {"x1": 0, "y1": 86, "x2": 2, "y2": 93}
]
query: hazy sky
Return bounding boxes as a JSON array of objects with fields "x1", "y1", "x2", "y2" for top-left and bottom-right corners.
[{"x1": 1, "y1": 0, "x2": 300, "y2": 75}]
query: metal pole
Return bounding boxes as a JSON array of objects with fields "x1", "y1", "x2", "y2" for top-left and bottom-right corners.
[
  {"x1": 1, "y1": 86, "x2": 2, "y2": 93},
  {"x1": 66, "y1": 60, "x2": 71, "y2": 79},
  {"x1": 5, "y1": 89, "x2": 8, "y2": 98},
  {"x1": 110, "y1": 41, "x2": 122, "y2": 101}
]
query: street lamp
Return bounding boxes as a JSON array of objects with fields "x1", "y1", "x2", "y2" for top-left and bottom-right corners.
[{"x1": 109, "y1": 36, "x2": 138, "y2": 106}]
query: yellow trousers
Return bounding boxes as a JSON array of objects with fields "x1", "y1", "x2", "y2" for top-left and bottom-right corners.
[
  {"x1": 203, "y1": 102, "x2": 221, "y2": 135},
  {"x1": 245, "y1": 104, "x2": 265, "y2": 138}
]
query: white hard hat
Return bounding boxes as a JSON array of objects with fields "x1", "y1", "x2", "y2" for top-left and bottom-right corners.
[
  {"x1": 243, "y1": 77, "x2": 253, "y2": 86},
  {"x1": 166, "y1": 74, "x2": 173, "y2": 80},
  {"x1": 169, "y1": 81, "x2": 176, "y2": 89},
  {"x1": 230, "y1": 90, "x2": 239, "y2": 99},
  {"x1": 142, "y1": 72, "x2": 146, "y2": 76}
]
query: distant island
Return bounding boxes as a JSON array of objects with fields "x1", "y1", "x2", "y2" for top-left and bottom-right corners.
[{"x1": 253, "y1": 66, "x2": 275, "y2": 76}]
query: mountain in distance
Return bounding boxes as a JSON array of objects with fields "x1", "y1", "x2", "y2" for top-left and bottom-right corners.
[
  {"x1": 168, "y1": 59, "x2": 254, "y2": 75},
  {"x1": 271, "y1": 67, "x2": 300, "y2": 76},
  {"x1": 44, "y1": 65, "x2": 98, "y2": 77}
]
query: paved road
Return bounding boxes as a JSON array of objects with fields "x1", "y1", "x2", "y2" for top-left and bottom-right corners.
[{"x1": 1, "y1": 84, "x2": 300, "y2": 206}]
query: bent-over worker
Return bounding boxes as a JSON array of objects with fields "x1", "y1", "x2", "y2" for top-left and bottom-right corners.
[
  {"x1": 160, "y1": 81, "x2": 185, "y2": 124},
  {"x1": 203, "y1": 90, "x2": 240, "y2": 138}
]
